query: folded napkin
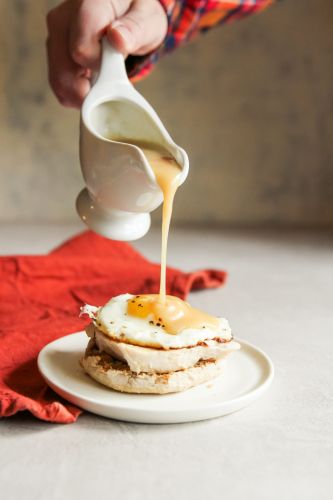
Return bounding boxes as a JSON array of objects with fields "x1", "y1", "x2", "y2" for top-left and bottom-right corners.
[{"x1": 0, "y1": 231, "x2": 227, "y2": 423}]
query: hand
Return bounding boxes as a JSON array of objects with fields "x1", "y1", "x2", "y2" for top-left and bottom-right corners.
[{"x1": 46, "y1": 0, "x2": 168, "y2": 108}]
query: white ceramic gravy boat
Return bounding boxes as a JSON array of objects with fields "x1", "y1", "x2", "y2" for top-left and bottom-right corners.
[{"x1": 76, "y1": 39, "x2": 189, "y2": 240}]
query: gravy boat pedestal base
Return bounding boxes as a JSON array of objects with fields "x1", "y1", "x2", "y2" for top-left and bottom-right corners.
[{"x1": 76, "y1": 188, "x2": 151, "y2": 241}]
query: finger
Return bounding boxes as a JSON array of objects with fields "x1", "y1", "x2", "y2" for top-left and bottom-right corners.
[
  {"x1": 107, "y1": 0, "x2": 168, "y2": 56},
  {"x1": 46, "y1": 5, "x2": 90, "y2": 108},
  {"x1": 69, "y1": 0, "x2": 132, "y2": 68}
]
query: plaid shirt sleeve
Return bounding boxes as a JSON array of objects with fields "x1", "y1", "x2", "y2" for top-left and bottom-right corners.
[{"x1": 126, "y1": 0, "x2": 276, "y2": 80}]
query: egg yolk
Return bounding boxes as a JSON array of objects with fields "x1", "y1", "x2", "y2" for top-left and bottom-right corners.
[{"x1": 127, "y1": 295, "x2": 220, "y2": 335}]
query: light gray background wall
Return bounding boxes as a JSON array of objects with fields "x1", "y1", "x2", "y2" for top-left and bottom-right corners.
[{"x1": 0, "y1": 0, "x2": 332, "y2": 226}]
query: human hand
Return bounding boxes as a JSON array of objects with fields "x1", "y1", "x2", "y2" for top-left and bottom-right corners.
[{"x1": 46, "y1": 0, "x2": 168, "y2": 108}]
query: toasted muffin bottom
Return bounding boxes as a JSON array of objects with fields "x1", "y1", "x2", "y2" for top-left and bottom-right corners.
[{"x1": 81, "y1": 339, "x2": 225, "y2": 394}]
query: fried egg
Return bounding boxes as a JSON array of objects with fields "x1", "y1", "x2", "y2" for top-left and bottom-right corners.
[{"x1": 81, "y1": 293, "x2": 233, "y2": 349}]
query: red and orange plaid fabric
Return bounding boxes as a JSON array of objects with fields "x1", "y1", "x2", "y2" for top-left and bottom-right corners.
[{"x1": 127, "y1": 0, "x2": 276, "y2": 80}]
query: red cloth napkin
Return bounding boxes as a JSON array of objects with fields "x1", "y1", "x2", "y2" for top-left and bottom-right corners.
[{"x1": 0, "y1": 231, "x2": 227, "y2": 423}]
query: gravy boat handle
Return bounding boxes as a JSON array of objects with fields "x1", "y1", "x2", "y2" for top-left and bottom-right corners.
[{"x1": 94, "y1": 38, "x2": 129, "y2": 88}]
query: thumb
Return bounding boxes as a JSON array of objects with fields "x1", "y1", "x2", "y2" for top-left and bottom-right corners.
[{"x1": 107, "y1": 0, "x2": 167, "y2": 56}]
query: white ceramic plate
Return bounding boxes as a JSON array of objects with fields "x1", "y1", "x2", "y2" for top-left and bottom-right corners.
[{"x1": 38, "y1": 332, "x2": 274, "y2": 424}]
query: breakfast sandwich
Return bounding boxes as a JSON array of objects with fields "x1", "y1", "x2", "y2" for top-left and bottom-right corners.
[{"x1": 80, "y1": 293, "x2": 240, "y2": 394}]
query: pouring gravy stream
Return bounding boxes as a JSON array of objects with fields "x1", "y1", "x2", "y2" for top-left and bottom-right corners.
[{"x1": 112, "y1": 138, "x2": 220, "y2": 335}]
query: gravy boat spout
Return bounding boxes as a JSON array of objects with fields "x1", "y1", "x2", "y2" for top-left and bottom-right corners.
[{"x1": 77, "y1": 39, "x2": 189, "y2": 241}]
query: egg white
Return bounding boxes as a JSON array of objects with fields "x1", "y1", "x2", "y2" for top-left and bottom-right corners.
[{"x1": 82, "y1": 293, "x2": 233, "y2": 349}]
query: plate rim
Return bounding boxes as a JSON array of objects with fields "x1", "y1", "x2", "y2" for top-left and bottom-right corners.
[{"x1": 38, "y1": 331, "x2": 274, "y2": 416}]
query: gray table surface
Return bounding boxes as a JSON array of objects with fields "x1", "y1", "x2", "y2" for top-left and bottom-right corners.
[{"x1": 1, "y1": 224, "x2": 332, "y2": 500}]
